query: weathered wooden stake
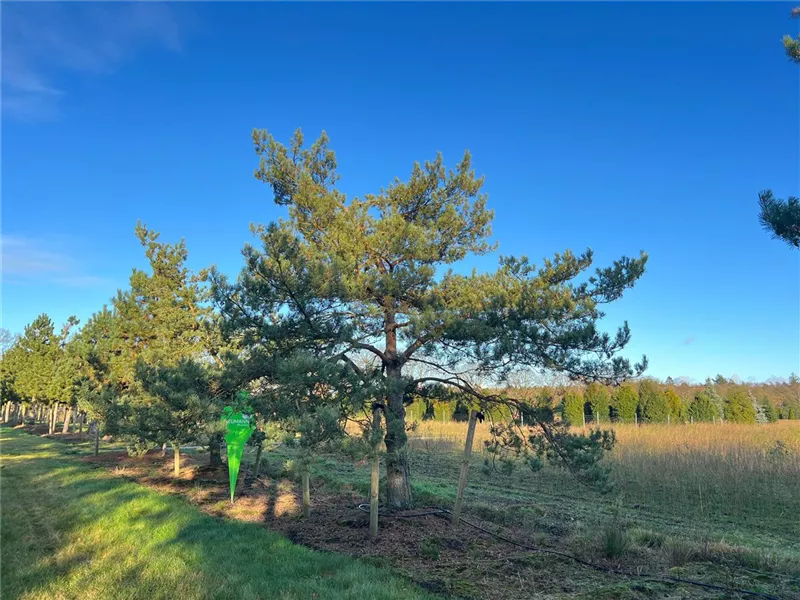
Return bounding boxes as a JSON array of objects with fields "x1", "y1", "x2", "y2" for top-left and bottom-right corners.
[
  {"x1": 451, "y1": 409, "x2": 479, "y2": 527},
  {"x1": 252, "y1": 443, "x2": 263, "y2": 478},
  {"x1": 173, "y1": 443, "x2": 181, "y2": 476},
  {"x1": 370, "y1": 406, "x2": 381, "y2": 540},
  {"x1": 302, "y1": 471, "x2": 311, "y2": 519}
]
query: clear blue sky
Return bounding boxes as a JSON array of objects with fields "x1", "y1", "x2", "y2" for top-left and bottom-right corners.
[{"x1": 2, "y1": 2, "x2": 799, "y2": 383}]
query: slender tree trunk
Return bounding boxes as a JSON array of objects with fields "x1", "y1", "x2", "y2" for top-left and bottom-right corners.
[
  {"x1": 62, "y1": 407, "x2": 73, "y2": 434},
  {"x1": 49, "y1": 403, "x2": 58, "y2": 435},
  {"x1": 161, "y1": 443, "x2": 167, "y2": 457},
  {"x1": 78, "y1": 413, "x2": 84, "y2": 435},
  {"x1": 10, "y1": 403, "x2": 19, "y2": 426},
  {"x1": 93, "y1": 422, "x2": 100, "y2": 456},
  {"x1": 302, "y1": 471, "x2": 311, "y2": 519},
  {"x1": 173, "y1": 443, "x2": 181, "y2": 476},
  {"x1": 3, "y1": 402, "x2": 10, "y2": 423},
  {"x1": 209, "y1": 433, "x2": 223, "y2": 467},
  {"x1": 383, "y1": 312, "x2": 413, "y2": 509},
  {"x1": 451, "y1": 409, "x2": 478, "y2": 527}
]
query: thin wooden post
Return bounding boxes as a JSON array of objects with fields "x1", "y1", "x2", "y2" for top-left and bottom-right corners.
[
  {"x1": 173, "y1": 444, "x2": 181, "y2": 476},
  {"x1": 302, "y1": 471, "x2": 311, "y2": 519},
  {"x1": 252, "y1": 443, "x2": 264, "y2": 478},
  {"x1": 370, "y1": 406, "x2": 381, "y2": 540},
  {"x1": 451, "y1": 409, "x2": 479, "y2": 527},
  {"x1": 93, "y1": 422, "x2": 100, "y2": 456}
]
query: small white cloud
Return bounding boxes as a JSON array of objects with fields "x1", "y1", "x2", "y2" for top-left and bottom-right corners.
[
  {"x1": 2, "y1": 2, "x2": 187, "y2": 120},
  {"x1": 0, "y1": 234, "x2": 112, "y2": 288}
]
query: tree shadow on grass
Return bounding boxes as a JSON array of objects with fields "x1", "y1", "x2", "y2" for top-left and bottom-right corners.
[{"x1": 0, "y1": 429, "x2": 431, "y2": 600}]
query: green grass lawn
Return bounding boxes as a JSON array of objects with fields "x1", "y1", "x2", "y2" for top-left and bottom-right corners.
[{"x1": 0, "y1": 428, "x2": 431, "y2": 600}]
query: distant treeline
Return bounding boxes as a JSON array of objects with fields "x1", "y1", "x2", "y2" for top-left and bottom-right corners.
[{"x1": 406, "y1": 377, "x2": 800, "y2": 425}]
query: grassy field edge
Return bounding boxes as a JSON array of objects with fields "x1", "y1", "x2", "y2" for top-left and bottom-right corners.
[{"x1": 0, "y1": 427, "x2": 432, "y2": 600}]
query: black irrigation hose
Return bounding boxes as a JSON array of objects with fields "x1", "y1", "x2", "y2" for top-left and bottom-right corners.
[{"x1": 356, "y1": 504, "x2": 783, "y2": 600}]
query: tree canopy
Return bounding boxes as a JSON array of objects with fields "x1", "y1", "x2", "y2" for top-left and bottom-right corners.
[
  {"x1": 758, "y1": 190, "x2": 800, "y2": 249},
  {"x1": 210, "y1": 128, "x2": 648, "y2": 507}
]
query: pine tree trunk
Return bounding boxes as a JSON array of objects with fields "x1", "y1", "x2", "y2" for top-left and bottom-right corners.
[
  {"x1": 93, "y1": 422, "x2": 100, "y2": 455},
  {"x1": 384, "y1": 338, "x2": 412, "y2": 509},
  {"x1": 173, "y1": 443, "x2": 181, "y2": 476},
  {"x1": 209, "y1": 433, "x2": 223, "y2": 467},
  {"x1": 62, "y1": 407, "x2": 73, "y2": 434},
  {"x1": 78, "y1": 413, "x2": 84, "y2": 435}
]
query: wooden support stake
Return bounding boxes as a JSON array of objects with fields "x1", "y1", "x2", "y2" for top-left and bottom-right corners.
[
  {"x1": 451, "y1": 409, "x2": 479, "y2": 527},
  {"x1": 302, "y1": 471, "x2": 311, "y2": 519},
  {"x1": 173, "y1": 444, "x2": 181, "y2": 476},
  {"x1": 370, "y1": 406, "x2": 381, "y2": 540}
]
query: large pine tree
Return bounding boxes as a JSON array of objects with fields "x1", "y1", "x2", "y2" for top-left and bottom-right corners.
[{"x1": 212, "y1": 129, "x2": 648, "y2": 508}]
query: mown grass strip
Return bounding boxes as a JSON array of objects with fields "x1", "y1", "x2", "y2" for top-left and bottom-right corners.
[{"x1": 0, "y1": 428, "x2": 431, "y2": 600}]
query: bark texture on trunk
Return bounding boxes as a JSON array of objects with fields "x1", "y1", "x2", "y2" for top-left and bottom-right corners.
[
  {"x1": 383, "y1": 311, "x2": 412, "y2": 509},
  {"x1": 62, "y1": 407, "x2": 73, "y2": 434},
  {"x1": 209, "y1": 433, "x2": 223, "y2": 467}
]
